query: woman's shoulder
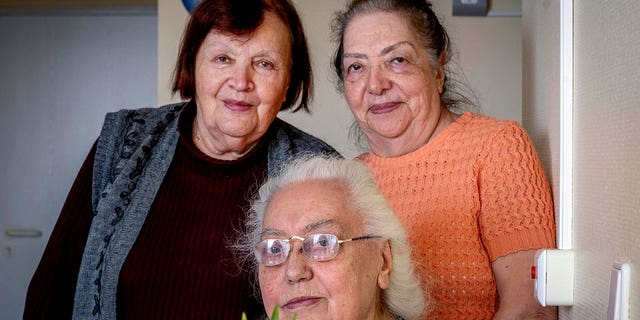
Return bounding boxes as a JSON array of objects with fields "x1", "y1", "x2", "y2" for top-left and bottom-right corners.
[
  {"x1": 104, "y1": 102, "x2": 184, "y2": 125},
  {"x1": 99, "y1": 102, "x2": 185, "y2": 139},
  {"x1": 458, "y1": 112, "x2": 523, "y2": 133},
  {"x1": 453, "y1": 112, "x2": 531, "y2": 146},
  {"x1": 457, "y1": 112, "x2": 539, "y2": 164},
  {"x1": 95, "y1": 102, "x2": 185, "y2": 168}
]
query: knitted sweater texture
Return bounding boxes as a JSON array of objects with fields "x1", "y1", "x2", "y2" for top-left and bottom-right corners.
[{"x1": 359, "y1": 112, "x2": 556, "y2": 320}]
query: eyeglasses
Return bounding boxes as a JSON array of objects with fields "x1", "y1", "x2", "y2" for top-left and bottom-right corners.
[{"x1": 255, "y1": 233, "x2": 381, "y2": 266}]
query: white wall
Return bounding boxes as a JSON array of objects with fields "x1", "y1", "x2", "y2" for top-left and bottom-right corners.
[
  {"x1": 523, "y1": 1, "x2": 640, "y2": 319},
  {"x1": 0, "y1": 13, "x2": 157, "y2": 319},
  {"x1": 157, "y1": 0, "x2": 523, "y2": 158}
]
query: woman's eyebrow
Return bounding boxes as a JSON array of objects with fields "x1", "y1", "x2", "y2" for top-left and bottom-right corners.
[
  {"x1": 260, "y1": 220, "x2": 342, "y2": 238},
  {"x1": 253, "y1": 48, "x2": 283, "y2": 58},
  {"x1": 343, "y1": 53, "x2": 367, "y2": 59},
  {"x1": 304, "y1": 219, "x2": 340, "y2": 232},
  {"x1": 260, "y1": 229, "x2": 285, "y2": 237},
  {"x1": 381, "y1": 41, "x2": 415, "y2": 55},
  {"x1": 343, "y1": 41, "x2": 416, "y2": 59}
]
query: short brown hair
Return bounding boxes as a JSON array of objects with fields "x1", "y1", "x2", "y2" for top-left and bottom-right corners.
[{"x1": 172, "y1": 0, "x2": 313, "y2": 112}]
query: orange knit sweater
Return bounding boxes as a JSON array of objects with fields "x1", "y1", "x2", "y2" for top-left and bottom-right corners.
[{"x1": 359, "y1": 112, "x2": 556, "y2": 320}]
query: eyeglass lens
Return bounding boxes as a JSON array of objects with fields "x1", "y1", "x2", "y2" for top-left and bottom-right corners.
[{"x1": 256, "y1": 234, "x2": 341, "y2": 266}]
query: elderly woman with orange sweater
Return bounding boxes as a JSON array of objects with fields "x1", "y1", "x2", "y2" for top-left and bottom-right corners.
[{"x1": 331, "y1": 0, "x2": 557, "y2": 319}]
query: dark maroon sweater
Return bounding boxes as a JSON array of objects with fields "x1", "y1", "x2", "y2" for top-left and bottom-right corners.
[{"x1": 25, "y1": 105, "x2": 266, "y2": 319}]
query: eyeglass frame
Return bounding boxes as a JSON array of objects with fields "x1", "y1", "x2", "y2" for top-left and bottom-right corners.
[{"x1": 254, "y1": 233, "x2": 382, "y2": 267}]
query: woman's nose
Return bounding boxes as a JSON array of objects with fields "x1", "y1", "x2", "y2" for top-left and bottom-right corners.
[
  {"x1": 228, "y1": 63, "x2": 255, "y2": 92},
  {"x1": 367, "y1": 64, "x2": 391, "y2": 95},
  {"x1": 285, "y1": 243, "x2": 312, "y2": 283}
]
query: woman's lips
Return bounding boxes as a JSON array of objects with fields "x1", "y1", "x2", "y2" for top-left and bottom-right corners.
[
  {"x1": 223, "y1": 99, "x2": 254, "y2": 111},
  {"x1": 368, "y1": 102, "x2": 400, "y2": 114},
  {"x1": 282, "y1": 296, "x2": 322, "y2": 310}
]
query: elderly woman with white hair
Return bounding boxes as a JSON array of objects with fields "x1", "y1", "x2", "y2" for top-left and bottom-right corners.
[{"x1": 235, "y1": 155, "x2": 428, "y2": 319}]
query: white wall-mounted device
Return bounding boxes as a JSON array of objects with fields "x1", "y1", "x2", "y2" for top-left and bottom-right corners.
[{"x1": 532, "y1": 249, "x2": 574, "y2": 306}]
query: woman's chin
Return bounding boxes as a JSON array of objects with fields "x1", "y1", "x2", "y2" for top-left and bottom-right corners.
[
  {"x1": 364, "y1": 123, "x2": 408, "y2": 141},
  {"x1": 363, "y1": 113, "x2": 411, "y2": 141},
  {"x1": 216, "y1": 124, "x2": 263, "y2": 144}
]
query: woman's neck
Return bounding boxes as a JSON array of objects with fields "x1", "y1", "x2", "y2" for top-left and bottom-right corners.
[{"x1": 191, "y1": 116, "x2": 259, "y2": 161}]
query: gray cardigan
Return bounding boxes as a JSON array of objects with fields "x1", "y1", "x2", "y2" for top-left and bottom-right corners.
[{"x1": 72, "y1": 102, "x2": 338, "y2": 319}]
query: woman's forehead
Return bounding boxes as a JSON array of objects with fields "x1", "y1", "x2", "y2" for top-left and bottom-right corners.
[
  {"x1": 345, "y1": 11, "x2": 415, "y2": 45},
  {"x1": 263, "y1": 180, "x2": 363, "y2": 234}
]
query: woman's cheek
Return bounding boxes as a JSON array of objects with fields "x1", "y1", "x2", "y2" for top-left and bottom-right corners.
[{"x1": 259, "y1": 271, "x2": 279, "y2": 309}]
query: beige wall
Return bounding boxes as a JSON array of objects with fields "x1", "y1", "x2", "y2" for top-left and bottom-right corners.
[
  {"x1": 524, "y1": 1, "x2": 640, "y2": 319},
  {"x1": 157, "y1": 0, "x2": 187, "y2": 102},
  {"x1": 431, "y1": 0, "x2": 523, "y2": 122},
  {"x1": 571, "y1": 1, "x2": 640, "y2": 318},
  {"x1": 157, "y1": 0, "x2": 523, "y2": 158},
  {"x1": 522, "y1": 0, "x2": 560, "y2": 226}
]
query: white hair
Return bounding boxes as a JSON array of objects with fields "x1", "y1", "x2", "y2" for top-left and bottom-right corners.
[{"x1": 235, "y1": 154, "x2": 427, "y2": 319}]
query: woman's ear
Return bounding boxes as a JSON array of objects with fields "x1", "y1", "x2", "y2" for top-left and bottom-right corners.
[
  {"x1": 436, "y1": 66, "x2": 445, "y2": 94},
  {"x1": 436, "y1": 51, "x2": 446, "y2": 94},
  {"x1": 377, "y1": 239, "x2": 393, "y2": 289}
]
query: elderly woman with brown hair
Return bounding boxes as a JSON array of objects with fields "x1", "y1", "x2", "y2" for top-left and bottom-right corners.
[
  {"x1": 331, "y1": 0, "x2": 557, "y2": 319},
  {"x1": 24, "y1": 0, "x2": 337, "y2": 318},
  {"x1": 236, "y1": 155, "x2": 426, "y2": 319}
]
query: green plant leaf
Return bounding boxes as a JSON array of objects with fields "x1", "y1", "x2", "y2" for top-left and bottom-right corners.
[
  {"x1": 270, "y1": 305, "x2": 279, "y2": 319},
  {"x1": 262, "y1": 305, "x2": 295, "y2": 320}
]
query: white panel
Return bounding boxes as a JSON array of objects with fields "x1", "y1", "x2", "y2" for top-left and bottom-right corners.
[
  {"x1": 607, "y1": 263, "x2": 631, "y2": 320},
  {"x1": 558, "y1": 0, "x2": 573, "y2": 250}
]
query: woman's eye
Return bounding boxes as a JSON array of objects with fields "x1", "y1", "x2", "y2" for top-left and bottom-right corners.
[
  {"x1": 388, "y1": 56, "x2": 413, "y2": 73},
  {"x1": 346, "y1": 63, "x2": 363, "y2": 73},
  {"x1": 256, "y1": 60, "x2": 274, "y2": 70},
  {"x1": 391, "y1": 56, "x2": 407, "y2": 64},
  {"x1": 313, "y1": 234, "x2": 334, "y2": 247},
  {"x1": 268, "y1": 246, "x2": 282, "y2": 254},
  {"x1": 344, "y1": 61, "x2": 366, "y2": 81},
  {"x1": 215, "y1": 55, "x2": 231, "y2": 63},
  {"x1": 317, "y1": 239, "x2": 329, "y2": 247},
  {"x1": 267, "y1": 241, "x2": 283, "y2": 254}
]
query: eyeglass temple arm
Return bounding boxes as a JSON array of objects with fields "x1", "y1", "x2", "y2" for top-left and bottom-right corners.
[{"x1": 338, "y1": 235, "x2": 382, "y2": 244}]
